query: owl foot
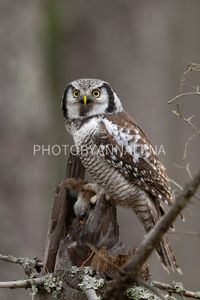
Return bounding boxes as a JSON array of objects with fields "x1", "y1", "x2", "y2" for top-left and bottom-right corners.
[
  {"x1": 90, "y1": 188, "x2": 109, "y2": 205},
  {"x1": 73, "y1": 183, "x2": 103, "y2": 218}
]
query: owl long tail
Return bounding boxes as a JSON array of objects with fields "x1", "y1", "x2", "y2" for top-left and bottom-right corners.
[
  {"x1": 133, "y1": 198, "x2": 182, "y2": 274},
  {"x1": 156, "y1": 235, "x2": 183, "y2": 275}
]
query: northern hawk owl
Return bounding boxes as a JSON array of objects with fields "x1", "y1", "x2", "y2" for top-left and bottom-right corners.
[{"x1": 61, "y1": 78, "x2": 182, "y2": 274}]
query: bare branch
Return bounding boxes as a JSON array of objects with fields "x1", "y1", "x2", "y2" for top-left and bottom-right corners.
[
  {"x1": 183, "y1": 134, "x2": 198, "y2": 161},
  {"x1": 102, "y1": 170, "x2": 200, "y2": 300},
  {"x1": 185, "y1": 163, "x2": 193, "y2": 179},
  {"x1": 168, "y1": 91, "x2": 199, "y2": 104},
  {"x1": 171, "y1": 168, "x2": 200, "y2": 201},
  {"x1": 180, "y1": 63, "x2": 200, "y2": 91},
  {"x1": 168, "y1": 64, "x2": 200, "y2": 168},
  {"x1": 0, "y1": 253, "x2": 43, "y2": 278},
  {"x1": 170, "y1": 63, "x2": 200, "y2": 102},
  {"x1": 0, "y1": 277, "x2": 44, "y2": 289},
  {"x1": 169, "y1": 230, "x2": 200, "y2": 237},
  {"x1": 172, "y1": 104, "x2": 200, "y2": 135},
  {"x1": 0, "y1": 253, "x2": 42, "y2": 268},
  {"x1": 153, "y1": 281, "x2": 200, "y2": 299}
]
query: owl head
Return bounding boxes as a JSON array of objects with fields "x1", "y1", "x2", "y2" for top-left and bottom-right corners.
[{"x1": 62, "y1": 79, "x2": 123, "y2": 122}]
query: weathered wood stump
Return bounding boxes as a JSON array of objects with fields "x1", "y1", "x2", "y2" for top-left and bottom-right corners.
[{"x1": 35, "y1": 154, "x2": 149, "y2": 300}]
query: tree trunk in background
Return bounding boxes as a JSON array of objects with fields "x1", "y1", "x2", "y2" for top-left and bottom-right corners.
[
  {"x1": 0, "y1": 1, "x2": 49, "y2": 299},
  {"x1": 166, "y1": 0, "x2": 200, "y2": 289}
]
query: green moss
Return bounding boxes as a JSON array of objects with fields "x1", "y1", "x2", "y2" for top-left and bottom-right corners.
[
  {"x1": 20, "y1": 257, "x2": 37, "y2": 278},
  {"x1": 43, "y1": 274, "x2": 63, "y2": 298},
  {"x1": 194, "y1": 292, "x2": 200, "y2": 298},
  {"x1": 126, "y1": 286, "x2": 159, "y2": 300},
  {"x1": 171, "y1": 281, "x2": 185, "y2": 293},
  {"x1": 31, "y1": 282, "x2": 39, "y2": 299},
  {"x1": 78, "y1": 274, "x2": 104, "y2": 291},
  {"x1": 76, "y1": 266, "x2": 104, "y2": 291},
  {"x1": 70, "y1": 265, "x2": 79, "y2": 275},
  {"x1": 70, "y1": 266, "x2": 104, "y2": 294}
]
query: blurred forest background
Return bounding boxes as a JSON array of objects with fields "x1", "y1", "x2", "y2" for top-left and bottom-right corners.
[{"x1": 0, "y1": 0, "x2": 200, "y2": 299}]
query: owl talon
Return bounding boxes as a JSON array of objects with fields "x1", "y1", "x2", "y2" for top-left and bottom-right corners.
[{"x1": 90, "y1": 195, "x2": 98, "y2": 204}]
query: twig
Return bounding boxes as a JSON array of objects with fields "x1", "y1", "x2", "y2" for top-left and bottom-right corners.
[
  {"x1": 171, "y1": 169, "x2": 200, "y2": 201},
  {"x1": 185, "y1": 163, "x2": 193, "y2": 180},
  {"x1": 168, "y1": 91, "x2": 199, "y2": 104},
  {"x1": 102, "y1": 170, "x2": 200, "y2": 300},
  {"x1": 170, "y1": 178, "x2": 183, "y2": 191},
  {"x1": 0, "y1": 253, "x2": 43, "y2": 277},
  {"x1": 183, "y1": 134, "x2": 197, "y2": 161},
  {"x1": 0, "y1": 277, "x2": 45, "y2": 289},
  {"x1": 180, "y1": 63, "x2": 200, "y2": 91},
  {"x1": 169, "y1": 230, "x2": 200, "y2": 237},
  {"x1": 172, "y1": 104, "x2": 200, "y2": 175},
  {"x1": 0, "y1": 254, "x2": 42, "y2": 268},
  {"x1": 170, "y1": 63, "x2": 200, "y2": 100},
  {"x1": 153, "y1": 281, "x2": 200, "y2": 299},
  {"x1": 87, "y1": 244, "x2": 120, "y2": 272},
  {"x1": 172, "y1": 104, "x2": 200, "y2": 135}
]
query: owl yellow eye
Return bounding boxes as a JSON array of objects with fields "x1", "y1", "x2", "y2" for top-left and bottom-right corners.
[
  {"x1": 92, "y1": 89, "x2": 101, "y2": 98},
  {"x1": 73, "y1": 89, "x2": 80, "y2": 98}
]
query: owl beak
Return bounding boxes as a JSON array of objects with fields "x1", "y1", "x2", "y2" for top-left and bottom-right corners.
[
  {"x1": 83, "y1": 95, "x2": 87, "y2": 106},
  {"x1": 80, "y1": 95, "x2": 93, "y2": 106}
]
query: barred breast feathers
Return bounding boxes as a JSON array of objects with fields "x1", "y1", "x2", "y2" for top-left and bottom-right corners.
[{"x1": 88, "y1": 111, "x2": 173, "y2": 206}]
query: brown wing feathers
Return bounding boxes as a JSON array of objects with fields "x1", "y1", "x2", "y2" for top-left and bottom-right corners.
[{"x1": 93, "y1": 112, "x2": 182, "y2": 273}]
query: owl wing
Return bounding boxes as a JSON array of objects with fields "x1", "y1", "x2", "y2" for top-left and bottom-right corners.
[{"x1": 93, "y1": 111, "x2": 173, "y2": 205}]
